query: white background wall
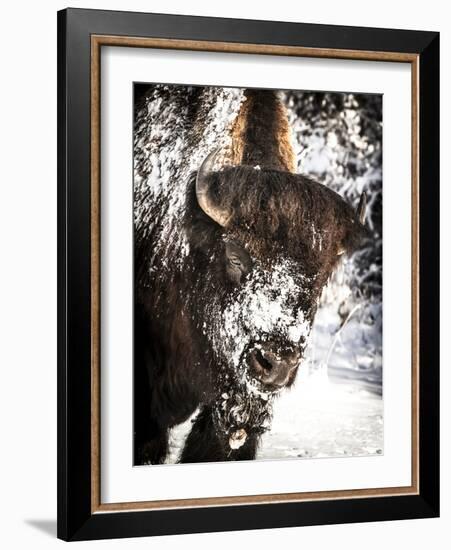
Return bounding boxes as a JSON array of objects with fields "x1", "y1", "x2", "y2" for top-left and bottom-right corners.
[{"x1": 0, "y1": 1, "x2": 448, "y2": 548}]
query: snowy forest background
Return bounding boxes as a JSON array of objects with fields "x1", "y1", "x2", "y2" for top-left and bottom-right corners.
[{"x1": 134, "y1": 84, "x2": 383, "y2": 461}]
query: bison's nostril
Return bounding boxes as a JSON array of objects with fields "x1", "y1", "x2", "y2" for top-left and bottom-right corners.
[
  {"x1": 248, "y1": 343, "x2": 302, "y2": 389},
  {"x1": 254, "y1": 349, "x2": 273, "y2": 373}
]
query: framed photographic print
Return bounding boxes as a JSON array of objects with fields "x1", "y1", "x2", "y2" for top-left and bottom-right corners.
[{"x1": 57, "y1": 8, "x2": 439, "y2": 541}]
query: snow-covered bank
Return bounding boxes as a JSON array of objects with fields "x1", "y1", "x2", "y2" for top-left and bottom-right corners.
[{"x1": 258, "y1": 374, "x2": 383, "y2": 460}]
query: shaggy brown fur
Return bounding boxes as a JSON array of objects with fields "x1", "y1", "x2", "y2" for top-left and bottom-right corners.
[
  {"x1": 186, "y1": 165, "x2": 366, "y2": 305},
  {"x1": 230, "y1": 90, "x2": 296, "y2": 172}
]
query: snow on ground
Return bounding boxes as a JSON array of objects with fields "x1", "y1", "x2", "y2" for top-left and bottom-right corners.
[{"x1": 258, "y1": 372, "x2": 383, "y2": 460}]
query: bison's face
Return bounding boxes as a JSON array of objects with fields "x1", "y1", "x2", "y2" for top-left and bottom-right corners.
[
  {"x1": 189, "y1": 151, "x2": 367, "y2": 397},
  {"x1": 220, "y1": 239, "x2": 313, "y2": 391}
]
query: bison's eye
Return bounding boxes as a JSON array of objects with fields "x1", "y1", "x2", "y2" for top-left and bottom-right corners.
[{"x1": 225, "y1": 241, "x2": 252, "y2": 284}]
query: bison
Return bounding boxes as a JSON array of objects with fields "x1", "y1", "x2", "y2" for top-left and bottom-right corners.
[{"x1": 134, "y1": 87, "x2": 367, "y2": 464}]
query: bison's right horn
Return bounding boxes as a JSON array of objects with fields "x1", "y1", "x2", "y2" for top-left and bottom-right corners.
[{"x1": 196, "y1": 149, "x2": 233, "y2": 227}]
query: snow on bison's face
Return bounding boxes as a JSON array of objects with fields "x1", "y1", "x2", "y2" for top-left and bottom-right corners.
[
  {"x1": 218, "y1": 244, "x2": 313, "y2": 391},
  {"x1": 187, "y1": 151, "x2": 367, "y2": 403}
]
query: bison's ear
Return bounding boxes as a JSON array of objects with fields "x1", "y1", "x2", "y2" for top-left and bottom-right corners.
[
  {"x1": 356, "y1": 191, "x2": 367, "y2": 224},
  {"x1": 196, "y1": 149, "x2": 233, "y2": 227},
  {"x1": 337, "y1": 192, "x2": 369, "y2": 256}
]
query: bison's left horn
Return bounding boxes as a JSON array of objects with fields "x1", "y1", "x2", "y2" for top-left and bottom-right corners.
[
  {"x1": 356, "y1": 191, "x2": 367, "y2": 224},
  {"x1": 196, "y1": 149, "x2": 233, "y2": 227}
]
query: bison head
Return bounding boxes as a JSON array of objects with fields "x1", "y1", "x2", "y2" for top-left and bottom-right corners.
[{"x1": 185, "y1": 149, "x2": 367, "y2": 440}]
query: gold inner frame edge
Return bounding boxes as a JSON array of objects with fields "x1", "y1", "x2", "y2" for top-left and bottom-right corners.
[{"x1": 90, "y1": 35, "x2": 420, "y2": 514}]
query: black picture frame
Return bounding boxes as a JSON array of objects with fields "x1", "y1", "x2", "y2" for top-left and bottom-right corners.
[{"x1": 57, "y1": 7, "x2": 439, "y2": 541}]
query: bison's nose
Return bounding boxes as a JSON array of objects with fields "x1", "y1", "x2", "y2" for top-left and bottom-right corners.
[{"x1": 249, "y1": 347, "x2": 300, "y2": 389}]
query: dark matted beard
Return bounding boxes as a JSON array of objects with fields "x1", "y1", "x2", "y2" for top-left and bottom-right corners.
[{"x1": 212, "y1": 368, "x2": 278, "y2": 450}]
